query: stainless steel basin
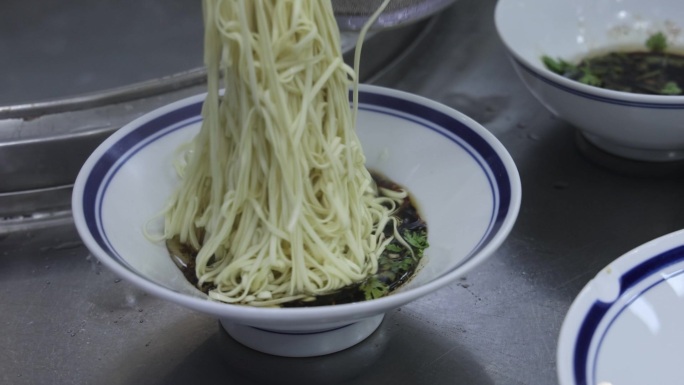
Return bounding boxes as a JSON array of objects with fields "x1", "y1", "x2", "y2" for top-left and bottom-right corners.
[
  {"x1": 0, "y1": 1, "x2": 433, "y2": 224},
  {"x1": 4, "y1": 1, "x2": 683, "y2": 384}
]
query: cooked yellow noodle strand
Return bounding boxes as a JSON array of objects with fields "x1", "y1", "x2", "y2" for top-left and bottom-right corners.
[{"x1": 160, "y1": 0, "x2": 396, "y2": 306}]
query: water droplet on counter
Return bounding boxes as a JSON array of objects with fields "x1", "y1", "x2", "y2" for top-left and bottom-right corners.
[
  {"x1": 52, "y1": 241, "x2": 83, "y2": 251},
  {"x1": 125, "y1": 293, "x2": 138, "y2": 307},
  {"x1": 86, "y1": 254, "x2": 102, "y2": 275}
]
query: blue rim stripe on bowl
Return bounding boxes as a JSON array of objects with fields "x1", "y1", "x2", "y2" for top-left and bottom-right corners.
[
  {"x1": 512, "y1": 57, "x2": 684, "y2": 110},
  {"x1": 573, "y1": 244, "x2": 684, "y2": 385},
  {"x1": 360, "y1": 103, "x2": 498, "y2": 260},
  {"x1": 84, "y1": 102, "x2": 203, "y2": 257},
  {"x1": 82, "y1": 89, "x2": 513, "y2": 288},
  {"x1": 97, "y1": 116, "x2": 203, "y2": 267},
  {"x1": 358, "y1": 91, "x2": 510, "y2": 257},
  {"x1": 590, "y1": 268, "x2": 684, "y2": 383}
]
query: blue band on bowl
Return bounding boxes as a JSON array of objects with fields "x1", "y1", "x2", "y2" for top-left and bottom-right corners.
[
  {"x1": 83, "y1": 102, "x2": 203, "y2": 256},
  {"x1": 573, "y1": 244, "x2": 684, "y2": 385},
  {"x1": 81, "y1": 89, "x2": 514, "y2": 285},
  {"x1": 357, "y1": 91, "x2": 512, "y2": 259}
]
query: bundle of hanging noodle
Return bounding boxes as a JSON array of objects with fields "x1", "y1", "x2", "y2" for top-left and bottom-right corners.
[{"x1": 158, "y1": 0, "x2": 401, "y2": 306}]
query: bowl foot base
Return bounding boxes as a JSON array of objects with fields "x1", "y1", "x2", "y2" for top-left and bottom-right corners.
[
  {"x1": 581, "y1": 131, "x2": 684, "y2": 162},
  {"x1": 576, "y1": 131, "x2": 684, "y2": 177},
  {"x1": 220, "y1": 313, "x2": 384, "y2": 357}
]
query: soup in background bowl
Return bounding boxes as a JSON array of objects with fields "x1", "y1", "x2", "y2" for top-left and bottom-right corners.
[{"x1": 496, "y1": 0, "x2": 684, "y2": 162}]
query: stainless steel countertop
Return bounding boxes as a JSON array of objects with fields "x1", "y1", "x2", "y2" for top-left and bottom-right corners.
[{"x1": 4, "y1": 0, "x2": 684, "y2": 384}]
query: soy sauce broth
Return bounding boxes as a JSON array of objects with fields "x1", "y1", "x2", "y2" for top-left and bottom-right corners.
[
  {"x1": 166, "y1": 171, "x2": 428, "y2": 307},
  {"x1": 543, "y1": 32, "x2": 684, "y2": 96},
  {"x1": 569, "y1": 51, "x2": 684, "y2": 95}
]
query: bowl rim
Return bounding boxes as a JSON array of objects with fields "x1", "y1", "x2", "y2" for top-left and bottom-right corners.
[
  {"x1": 494, "y1": 0, "x2": 684, "y2": 107},
  {"x1": 72, "y1": 84, "x2": 521, "y2": 324},
  {"x1": 556, "y1": 228, "x2": 684, "y2": 385}
]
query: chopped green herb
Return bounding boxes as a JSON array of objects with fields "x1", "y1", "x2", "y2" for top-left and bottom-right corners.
[
  {"x1": 387, "y1": 257, "x2": 413, "y2": 273},
  {"x1": 541, "y1": 32, "x2": 684, "y2": 96},
  {"x1": 361, "y1": 277, "x2": 389, "y2": 300},
  {"x1": 385, "y1": 243, "x2": 403, "y2": 252},
  {"x1": 661, "y1": 81, "x2": 682, "y2": 95},
  {"x1": 578, "y1": 71, "x2": 602, "y2": 86},
  {"x1": 404, "y1": 230, "x2": 429, "y2": 250},
  {"x1": 646, "y1": 32, "x2": 668, "y2": 53},
  {"x1": 542, "y1": 56, "x2": 576, "y2": 75},
  {"x1": 358, "y1": 229, "x2": 429, "y2": 301}
]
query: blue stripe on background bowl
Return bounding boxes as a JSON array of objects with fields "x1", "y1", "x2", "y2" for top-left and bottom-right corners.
[
  {"x1": 557, "y1": 229, "x2": 684, "y2": 385},
  {"x1": 495, "y1": 0, "x2": 684, "y2": 162}
]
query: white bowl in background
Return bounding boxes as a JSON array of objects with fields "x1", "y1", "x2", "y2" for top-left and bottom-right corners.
[
  {"x1": 557, "y1": 229, "x2": 684, "y2": 385},
  {"x1": 72, "y1": 84, "x2": 521, "y2": 357},
  {"x1": 495, "y1": 0, "x2": 684, "y2": 161}
]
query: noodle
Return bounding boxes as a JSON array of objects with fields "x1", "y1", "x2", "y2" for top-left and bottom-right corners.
[{"x1": 160, "y1": 0, "x2": 399, "y2": 306}]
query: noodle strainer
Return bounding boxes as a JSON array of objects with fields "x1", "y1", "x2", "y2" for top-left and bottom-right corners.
[{"x1": 332, "y1": 0, "x2": 457, "y2": 30}]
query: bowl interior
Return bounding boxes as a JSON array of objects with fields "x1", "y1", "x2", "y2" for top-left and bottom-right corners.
[
  {"x1": 496, "y1": 0, "x2": 684, "y2": 72},
  {"x1": 557, "y1": 229, "x2": 684, "y2": 385},
  {"x1": 73, "y1": 85, "x2": 520, "y2": 322}
]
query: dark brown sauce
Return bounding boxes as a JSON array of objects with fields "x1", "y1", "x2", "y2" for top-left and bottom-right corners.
[
  {"x1": 166, "y1": 172, "x2": 427, "y2": 307},
  {"x1": 562, "y1": 51, "x2": 684, "y2": 95}
]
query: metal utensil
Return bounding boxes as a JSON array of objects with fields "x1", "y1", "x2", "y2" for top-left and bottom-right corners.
[{"x1": 332, "y1": 0, "x2": 457, "y2": 30}]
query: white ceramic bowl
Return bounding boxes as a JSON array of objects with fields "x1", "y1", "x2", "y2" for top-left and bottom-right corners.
[
  {"x1": 495, "y1": 0, "x2": 684, "y2": 161},
  {"x1": 558, "y1": 229, "x2": 684, "y2": 385},
  {"x1": 72, "y1": 84, "x2": 521, "y2": 357}
]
